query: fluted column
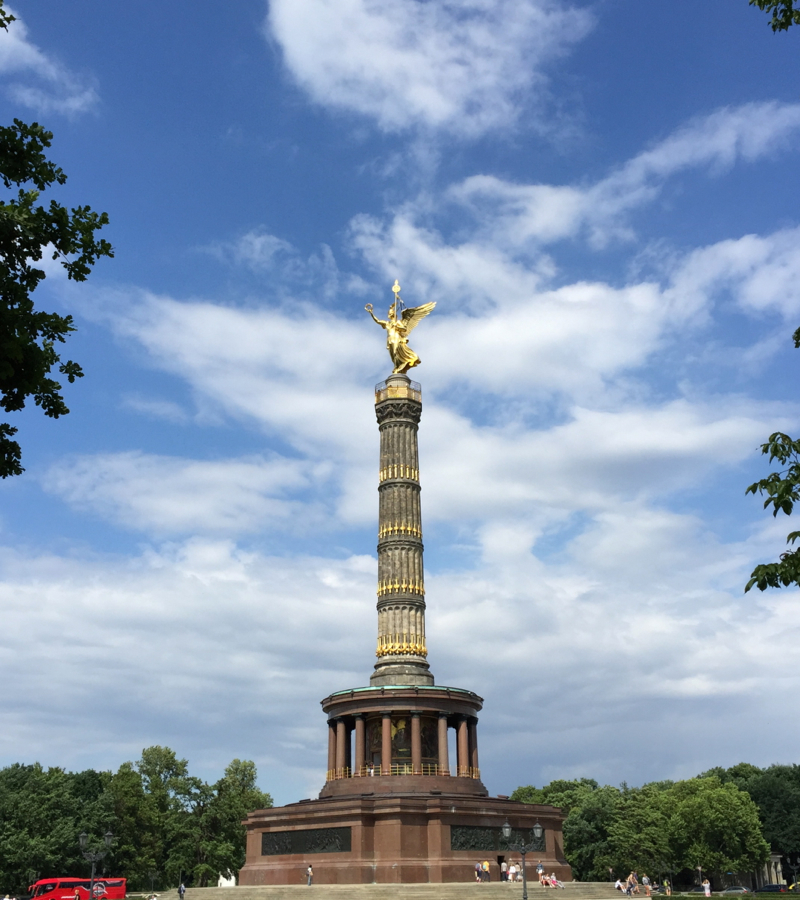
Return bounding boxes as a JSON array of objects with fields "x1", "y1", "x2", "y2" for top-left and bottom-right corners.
[{"x1": 371, "y1": 374, "x2": 433, "y2": 687}]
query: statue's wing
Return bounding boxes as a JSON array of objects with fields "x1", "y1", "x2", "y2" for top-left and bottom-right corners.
[{"x1": 401, "y1": 301, "x2": 436, "y2": 334}]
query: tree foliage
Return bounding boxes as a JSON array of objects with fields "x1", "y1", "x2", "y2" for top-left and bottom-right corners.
[
  {"x1": 750, "y1": 0, "x2": 800, "y2": 31},
  {"x1": 0, "y1": 749, "x2": 272, "y2": 894},
  {"x1": 0, "y1": 0, "x2": 113, "y2": 479},
  {"x1": 704, "y1": 762, "x2": 800, "y2": 859},
  {"x1": 745, "y1": 432, "x2": 800, "y2": 591},
  {"x1": 513, "y1": 774, "x2": 769, "y2": 884}
]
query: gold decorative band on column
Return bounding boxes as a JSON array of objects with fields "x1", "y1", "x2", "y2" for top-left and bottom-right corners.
[
  {"x1": 376, "y1": 633, "x2": 428, "y2": 658},
  {"x1": 379, "y1": 465, "x2": 419, "y2": 482},
  {"x1": 377, "y1": 579, "x2": 425, "y2": 597},
  {"x1": 378, "y1": 522, "x2": 422, "y2": 538}
]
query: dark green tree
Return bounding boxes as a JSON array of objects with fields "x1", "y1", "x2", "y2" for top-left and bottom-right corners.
[
  {"x1": 745, "y1": 431, "x2": 800, "y2": 591},
  {"x1": 512, "y1": 779, "x2": 622, "y2": 881},
  {"x1": 203, "y1": 760, "x2": 272, "y2": 881},
  {"x1": 0, "y1": 5, "x2": 113, "y2": 478},
  {"x1": 604, "y1": 784, "x2": 672, "y2": 879},
  {"x1": 513, "y1": 775, "x2": 768, "y2": 883},
  {"x1": 663, "y1": 777, "x2": 769, "y2": 876},
  {"x1": 750, "y1": 0, "x2": 800, "y2": 30},
  {"x1": 706, "y1": 762, "x2": 800, "y2": 860},
  {"x1": 0, "y1": 764, "x2": 114, "y2": 893}
]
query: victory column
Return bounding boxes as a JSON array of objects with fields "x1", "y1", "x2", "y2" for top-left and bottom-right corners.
[{"x1": 238, "y1": 282, "x2": 570, "y2": 885}]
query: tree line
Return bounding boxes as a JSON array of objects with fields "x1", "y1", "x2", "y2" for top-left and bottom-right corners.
[
  {"x1": 512, "y1": 762, "x2": 800, "y2": 884},
  {"x1": 0, "y1": 747, "x2": 272, "y2": 895}
]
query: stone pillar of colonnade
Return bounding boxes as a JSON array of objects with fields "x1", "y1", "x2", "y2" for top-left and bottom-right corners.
[
  {"x1": 327, "y1": 721, "x2": 336, "y2": 776},
  {"x1": 335, "y1": 718, "x2": 347, "y2": 774},
  {"x1": 457, "y1": 717, "x2": 469, "y2": 776},
  {"x1": 437, "y1": 714, "x2": 449, "y2": 775},
  {"x1": 354, "y1": 715, "x2": 365, "y2": 776},
  {"x1": 468, "y1": 718, "x2": 479, "y2": 773},
  {"x1": 381, "y1": 711, "x2": 392, "y2": 775}
]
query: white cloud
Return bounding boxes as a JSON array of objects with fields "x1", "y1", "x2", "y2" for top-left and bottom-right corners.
[
  {"x1": 204, "y1": 228, "x2": 295, "y2": 272},
  {"x1": 0, "y1": 9, "x2": 98, "y2": 115},
  {"x1": 1, "y1": 496, "x2": 797, "y2": 803},
  {"x1": 667, "y1": 226, "x2": 800, "y2": 322},
  {"x1": 266, "y1": 0, "x2": 593, "y2": 136},
  {"x1": 122, "y1": 394, "x2": 190, "y2": 424},
  {"x1": 42, "y1": 452, "x2": 326, "y2": 536},
  {"x1": 67, "y1": 279, "x2": 796, "y2": 544},
  {"x1": 445, "y1": 102, "x2": 800, "y2": 248}
]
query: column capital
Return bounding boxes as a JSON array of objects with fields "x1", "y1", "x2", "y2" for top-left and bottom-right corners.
[
  {"x1": 411, "y1": 711, "x2": 421, "y2": 719},
  {"x1": 380, "y1": 709, "x2": 393, "y2": 717}
]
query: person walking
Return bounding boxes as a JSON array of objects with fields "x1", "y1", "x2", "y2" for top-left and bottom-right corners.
[
  {"x1": 702, "y1": 879, "x2": 711, "y2": 897},
  {"x1": 306, "y1": 865, "x2": 313, "y2": 886},
  {"x1": 482, "y1": 860, "x2": 491, "y2": 882},
  {"x1": 178, "y1": 885, "x2": 185, "y2": 900},
  {"x1": 509, "y1": 864, "x2": 517, "y2": 884},
  {"x1": 501, "y1": 861, "x2": 508, "y2": 882},
  {"x1": 642, "y1": 875, "x2": 651, "y2": 897}
]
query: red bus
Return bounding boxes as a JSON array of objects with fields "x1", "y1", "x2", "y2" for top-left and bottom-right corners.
[{"x1": 28, "y1": 879, "x2": 126, "y2": 900}]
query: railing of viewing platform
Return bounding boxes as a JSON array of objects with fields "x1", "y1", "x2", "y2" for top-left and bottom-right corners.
[
  {"x1": 326, "y1": 764, "x2": 481, "y2": 781},
  {"x1": 375, "y1": 380, "x2": 421, "y2": 403}
]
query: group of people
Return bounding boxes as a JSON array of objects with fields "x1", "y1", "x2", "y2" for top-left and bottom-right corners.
[
  {"x1": 474, "y1": 860, "x2": 562, "y2": 886},
  {"x1": 614, "y1": 872, "x2": 663, "y2": 897}
]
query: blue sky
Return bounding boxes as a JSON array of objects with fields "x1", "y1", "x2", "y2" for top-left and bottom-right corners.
[{"x1": 1, "y1": 0, "x2": 800, "y2": 808}]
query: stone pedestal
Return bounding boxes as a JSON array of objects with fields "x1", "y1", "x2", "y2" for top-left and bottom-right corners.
[{"x1": 239, "y1": 794, "x2": 569, "y2": 885}]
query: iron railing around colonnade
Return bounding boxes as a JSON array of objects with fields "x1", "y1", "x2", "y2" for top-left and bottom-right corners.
[{"x1": 326, "y1": 764, "x2": 481, "y2": 781}]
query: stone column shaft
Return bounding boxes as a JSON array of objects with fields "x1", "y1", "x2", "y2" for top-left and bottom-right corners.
[
  {"x1": 411, "y1": 713, "x2": 422, "y2": 774},
  {"x1": 371, "y1": 374, "x2": 433, "y2": 687},
  {"x1": 335, "y1": 718, "x2": 346, "y2": 773},
  {"x1": 381, "y1": 711, "x2": 392, "y2": 775},
  {"x1": 468, "y1": 718, "x2": 479, "y2": 771},
  {"x1": 437, "y1": 715, "x2": 449, "y2": 775},
  {"x1": 354, "y1": 715, "x2": 365, "y2": 775},
  {"x1": 327, "y1": 720, "x2": 336, "y2": 776},
  {"x1": 457, "y1": 717, "x2": 469, "y2": 776}
]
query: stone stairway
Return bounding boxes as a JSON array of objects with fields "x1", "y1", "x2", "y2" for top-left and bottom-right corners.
[{"x1": 181, "y1": 883, "x2": 621, "y2": 900}]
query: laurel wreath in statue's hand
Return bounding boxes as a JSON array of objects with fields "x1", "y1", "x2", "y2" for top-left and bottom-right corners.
[{"x1": 365, "y1": 303, "x2": 373, "y2": 312}]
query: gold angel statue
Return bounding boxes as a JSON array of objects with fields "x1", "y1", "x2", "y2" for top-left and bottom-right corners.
[{"x1": 366, "y1": 280, "x2": 436, "y2": 374}]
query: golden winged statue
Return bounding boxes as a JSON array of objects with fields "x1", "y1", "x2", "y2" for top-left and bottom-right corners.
[{"x1": 365, "y1": 280, "x2": 436, "y2": 374}]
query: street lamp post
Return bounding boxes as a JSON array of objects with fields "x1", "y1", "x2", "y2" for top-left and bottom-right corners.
[
  {"x1": 502, "y1": 819, "x2": 544, "y2": 900},
  {"x1": 79, "y1": 830, "x2": 114, "y2": 900},
  {"x1": 784, "y1": 856, "x2": 800, "y2": 890}
]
